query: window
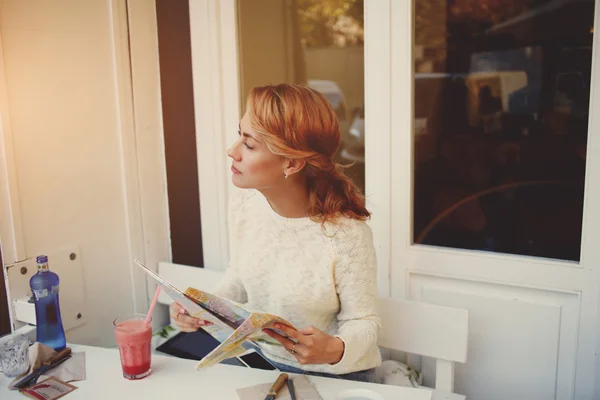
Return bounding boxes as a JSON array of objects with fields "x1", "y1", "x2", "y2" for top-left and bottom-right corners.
[
  {"x1": 236, "y1": 0, "x2": 366, "y2": 192},
  {"x1": 412, "y1": 0, "x2": 594, "y2": 261}
]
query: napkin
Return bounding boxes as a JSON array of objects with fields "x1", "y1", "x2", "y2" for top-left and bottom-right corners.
[
  {"x1": 9, "y1": 342, "x2": 86, "y2": 389},
  {"x1": 236, "y1": 374, "x2": 323, "y2": 400}
]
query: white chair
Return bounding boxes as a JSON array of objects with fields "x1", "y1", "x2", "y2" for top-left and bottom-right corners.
[
  {"x1": 156, "y1": 262, "x2": 468, "y2": 398},
  {"x1": 156, "y1": 262, "x2": 223, "y2": 306},
  {"x1": 378, "y1": 298, "x2": 468, "y2": 394}
]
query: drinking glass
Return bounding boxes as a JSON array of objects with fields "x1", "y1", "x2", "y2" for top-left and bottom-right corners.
[
  {"x1": 113, "y1": 314, "x2": 152, "y2": 380},
  {"x1": 0, "y1": 333, "x2": 30, "y2": 378}
]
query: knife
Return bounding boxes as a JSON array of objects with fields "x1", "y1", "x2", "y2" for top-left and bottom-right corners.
[
  {"x1": 14, "y1": 347, "x2": 72, "y2": 389},
  {"x1": 264, "y1": 372, "x2": 288, "y2": 400}
]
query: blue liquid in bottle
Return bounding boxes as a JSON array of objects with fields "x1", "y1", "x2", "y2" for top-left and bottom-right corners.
[{"x1": 30, "y1": 255, "x2": 66, "y2": 351}]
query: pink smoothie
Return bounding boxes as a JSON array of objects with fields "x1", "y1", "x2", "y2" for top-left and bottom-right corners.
[{"x1": 114, "y1": 319, "x2": 152, "y2": 379}]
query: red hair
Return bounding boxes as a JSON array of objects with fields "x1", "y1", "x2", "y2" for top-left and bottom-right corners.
[{"x1": 247, "y1": 83, "x2": 370, "y2": 224}]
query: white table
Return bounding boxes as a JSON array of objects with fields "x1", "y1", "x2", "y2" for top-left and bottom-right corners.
[{"x1": 1, "y1": 345, "x2": 463, "y2": 399}]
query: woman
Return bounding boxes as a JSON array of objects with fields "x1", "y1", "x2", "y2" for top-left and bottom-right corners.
[{"x1": 170, "y1": 83, "x2": 381, "y2": 382}]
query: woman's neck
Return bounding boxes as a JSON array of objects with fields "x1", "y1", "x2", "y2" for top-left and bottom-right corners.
[{"x1": 260, "y1": 181, "x2": 310, "y2": 218}]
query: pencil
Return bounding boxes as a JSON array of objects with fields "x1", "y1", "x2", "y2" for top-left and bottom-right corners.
[{"x1": 287, "y1": 378, "x2": 297, "y2": 400}]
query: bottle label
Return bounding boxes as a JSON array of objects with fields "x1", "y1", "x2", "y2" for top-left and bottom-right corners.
[
  {"x1": 33, "y1": 289, "x2": 48, "y2": 299},
  {"x1": 46, "y1": 302, "x2": 58, "y2": 324}
]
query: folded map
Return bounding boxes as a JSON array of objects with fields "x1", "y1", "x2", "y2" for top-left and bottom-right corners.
[{"x1": 134, "y1": 260, "x2": 296, "y2": 369}]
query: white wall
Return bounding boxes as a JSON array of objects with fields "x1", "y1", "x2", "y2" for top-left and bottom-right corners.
[{"x1": 0, "y1": 0, "x2": 169, "y2": 346}]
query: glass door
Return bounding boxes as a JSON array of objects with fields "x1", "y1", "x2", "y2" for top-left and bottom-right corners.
[{"x1": 236, "y1": 0, "x2": 366, "y2": 191}]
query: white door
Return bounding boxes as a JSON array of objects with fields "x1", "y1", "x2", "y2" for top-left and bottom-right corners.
[
  {"x1": 189, "y1": 0, "x2": 600, "y2": 398},
  {"x1": 0, "y1": 0, "x2": 168, "y2": 343},
  {"x1": 387, "y1": 0, "x2": 600, "y2": 399}
]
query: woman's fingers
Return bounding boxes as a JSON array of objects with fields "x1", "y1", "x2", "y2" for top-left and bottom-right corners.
[
  {"x1": 263, "y1": 328, "x2": 297, "y2": 350},
  {"x1": 263, "y1": 328, "x2": 293, "y2": 344},
  {"x1": 172, "y1": 313, "x2": 199, "y2": 332},
  {"x1": 169, "y1": 302, "x2": 213, "y2": 331},
  {"x1": 272, "y1": 323, "x2": 300, "y2": 342},
  {"x1": 169, "y1": 302, "x2": 185, "y2": 318}
]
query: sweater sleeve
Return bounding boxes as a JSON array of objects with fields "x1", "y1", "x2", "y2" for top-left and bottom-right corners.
[
  {"x1": 331, "y1": 221, "x2": 381, "y2": 369},
  {"x1": 213, "y1": 189, "x2": 249, "y2": 304}
]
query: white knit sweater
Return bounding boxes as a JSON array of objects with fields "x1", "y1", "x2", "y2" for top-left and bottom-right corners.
[{"x1": 215, "y1": 189, "x2": 382, "y2": 374}]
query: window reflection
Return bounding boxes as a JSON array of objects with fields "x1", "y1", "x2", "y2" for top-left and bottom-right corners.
[
  {"x1": 413, "y1": 0, "x2": 593, "y2": 261},
  {"x1": 237, "y1": 0, "x2": 365, "y2": 192}
]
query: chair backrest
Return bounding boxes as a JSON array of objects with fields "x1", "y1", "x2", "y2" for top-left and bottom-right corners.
[
  {"x1": 156, "y1": 262, "x2": 224, "y2": 306},
  {"x1": 378, "y1": 297, "x2": 469, "y2": 392},
  {"x1": 156, "y1": 262, "x2": 468, "y2": 392}
]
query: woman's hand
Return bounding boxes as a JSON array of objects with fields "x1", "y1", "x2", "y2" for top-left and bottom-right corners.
[
  {"x1": 262, "y1": 324, "x2": 345, "y2": 365},
  {"x1": 169, "y1": 302, "x2": 213, "y2": 332}
]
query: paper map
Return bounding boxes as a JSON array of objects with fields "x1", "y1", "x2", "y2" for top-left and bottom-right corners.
[{"x1": 134, "y1": 260, "x2": 296, "y2": 369}]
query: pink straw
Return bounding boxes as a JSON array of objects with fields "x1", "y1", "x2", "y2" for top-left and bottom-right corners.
[{"x1": 145, "y1": 286, "x2": 161, "y2": 325}]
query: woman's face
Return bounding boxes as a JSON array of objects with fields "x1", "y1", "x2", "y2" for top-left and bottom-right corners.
[{"x1": 227, "y1": 111, "x2": 286, "y2": 189}]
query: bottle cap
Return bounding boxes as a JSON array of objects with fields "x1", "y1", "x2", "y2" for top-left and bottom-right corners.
[{"x1": 36, "y1": 255, "x2": 48, "y2": 264}]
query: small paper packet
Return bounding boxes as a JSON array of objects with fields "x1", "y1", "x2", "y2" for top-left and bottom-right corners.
[{"x1": 20, "y1": 376, "x2": 77, "y2": 400}]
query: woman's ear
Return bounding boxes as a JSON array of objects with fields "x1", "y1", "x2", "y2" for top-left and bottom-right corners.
[{"x1": 283, "y1": 158, "x2": 306, "y2": 178}]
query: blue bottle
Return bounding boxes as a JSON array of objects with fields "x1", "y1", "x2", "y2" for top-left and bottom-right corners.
[{"x1": 30, "y1": 255, "x2": 66, "y2": 351}]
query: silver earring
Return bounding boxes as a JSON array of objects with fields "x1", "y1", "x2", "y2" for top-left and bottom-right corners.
[{"x1": 284, "y1": 174, "x2": 288, "y2": 179}]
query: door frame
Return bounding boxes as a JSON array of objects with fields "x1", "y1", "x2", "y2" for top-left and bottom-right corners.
[
  {"x1": 187, "y1": 0, "x2": 238, "y2": 272},
  {"x1": 0, "y1": 5, "x2": 31, "y2": 331},
  {"x1": 125, "y1": 0, "x2": 172, "y2": 313},
  {"x1": 364, "y1": 0, "x2": 393, "y2": 296},
  {"x1": 389, "y1": 0, "x2": 600, "y2": 397},
  {"x1": 0, "y1": 20, "x2": 25, "y2": 266}
]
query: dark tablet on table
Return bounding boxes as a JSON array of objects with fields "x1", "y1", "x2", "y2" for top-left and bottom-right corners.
[{"x1": 156, "y1": 328, "x2": 276, "y2": 370}]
